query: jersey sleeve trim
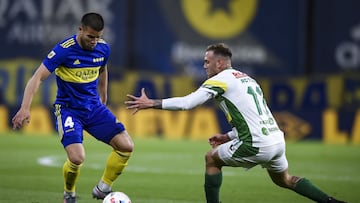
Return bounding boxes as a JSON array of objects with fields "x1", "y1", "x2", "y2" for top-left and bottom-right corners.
[{"x1": 202, "y1": 79, "x2": 227, "y2": 96}]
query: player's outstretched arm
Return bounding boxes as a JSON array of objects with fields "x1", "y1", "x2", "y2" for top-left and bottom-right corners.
[
  {"x1": 125, "y1": 88, "x2": 162, "y2": 114},
  {"x1": 126, "y1": 87, "x2": 213, "y2": 114}
]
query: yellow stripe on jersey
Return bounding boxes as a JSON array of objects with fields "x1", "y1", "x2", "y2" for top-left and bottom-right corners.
[
  {"x1": 226, "y1": 113, "x2": 232, "y2": 122},
  {"x1": 203, "y1": 80, "x2": 228, "y2": 92},
  {"x1": 55, "y1": 66, "x2": 100, "y2": 83},
  {"x1": 219, "y1": 102, "x2": 232, "y2": 122},
  {"x1": 60, "y1": 38, "x2": 76, "y2": 48}
]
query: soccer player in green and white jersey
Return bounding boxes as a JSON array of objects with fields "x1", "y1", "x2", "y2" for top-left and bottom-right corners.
[{"x1": 125, "y1": 43, "x2": 346, "y2": 203}]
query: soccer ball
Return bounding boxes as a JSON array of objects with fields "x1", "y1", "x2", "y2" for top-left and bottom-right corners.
[{"x1": 102, "y1": 191, "x2": 131, "y2": 203}]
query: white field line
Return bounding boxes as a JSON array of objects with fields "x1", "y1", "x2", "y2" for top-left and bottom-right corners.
[
  {"x1": 37, "y1": 155, "x2": 359, "y2": 182},
  {"x1": 37, "y1": 155, "x2": 236, "y2": 176}
]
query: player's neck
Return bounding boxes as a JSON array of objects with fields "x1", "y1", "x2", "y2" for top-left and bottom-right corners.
[{"x1": 75, "y1": 35, "x2": 84, "y2": 49}]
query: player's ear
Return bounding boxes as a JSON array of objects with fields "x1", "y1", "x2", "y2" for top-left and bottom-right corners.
[
  {"x1": 78, "y1": 26, "x2": 83, "y2": 32},
  {"x1": 216, "y1": 58, "x2": 222, "y2": 68}
]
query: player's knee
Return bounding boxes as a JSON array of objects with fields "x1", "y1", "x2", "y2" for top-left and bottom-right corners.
[
  {"x1": 65, "y1": 143, "x2": 85, "y2": 165},
  {"x1": 112, "y1": 142, "x2": 134, "y2": 152},
  {"x1": 68, "y1": 154, "x2": 85, "y2": 165},
  {"x1": 205, "y1": 151, "x2": 212, "y2": 161},
  {"x1": 205, "y1": 150, "x2": 217, "y2": 166},
  {"x1": 122, "y1": 141, "x2": 134, "y2": 152},
  {"x1": 122, "y1": 136, "x2": 134, "y2": 152},
  {"x1": 110, "y1": 133, "x2": 134, "y2": 152}
]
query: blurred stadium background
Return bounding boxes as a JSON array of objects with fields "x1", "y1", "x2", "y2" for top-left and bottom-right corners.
[
  {"x1": 0, "y1": 0, "x2": 359, "y2": 202},
  {"x1": 0, "y1": 0, "x2": 359, "y2": 142}
]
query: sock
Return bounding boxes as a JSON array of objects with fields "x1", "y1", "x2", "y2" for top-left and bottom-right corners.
[
  {"x1": 63, "y1": 159, "x2": 82, "y2": 193},
  {"x1": 293, "y1": 178, "x2": 330, "y2": 203},
  {"x1": 97, "y1": 180, "x2": 112, "y2": 192},
  {"x1": 100, "y1": 150, "x2": 132, "y2": 189},
  {"x1": 204, "y1": 172, "x2": 222, "y2": 203}
]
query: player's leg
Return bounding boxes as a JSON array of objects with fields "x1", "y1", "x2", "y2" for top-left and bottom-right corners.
[
  {"x1": 87, "y1": 105, "x2": 134, "y2": 199},
  {"x1": 267, "y1": 169, "x2": 346, "y2": 203},
  {"x1": 266, "y1": 143, "x2": 346, "y2": 203},
  {"x1": 204, "y1": 148, "x2": 225, "y2": 203},
  {"x1": 94, "y1": 130, "x2": 134, "y2": 198},
  {"x1": 205, "y1": 139, "x2": 259, "y2": 203},
  {"x1": 54, "y1": 104, "x2": 85, "y2": 202},
  {"x1": 63, "y1": 143, "x2": 85, "y2": 198}
]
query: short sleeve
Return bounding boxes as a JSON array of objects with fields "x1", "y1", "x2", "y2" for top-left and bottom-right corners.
[{"x1": 42, "y1": 44, "x2": 68, "y2": 72}]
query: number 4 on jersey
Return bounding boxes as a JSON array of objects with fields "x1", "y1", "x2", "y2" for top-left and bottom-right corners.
[{"x1": 64, "y1": 116, "x2": 75, "y2": 128}]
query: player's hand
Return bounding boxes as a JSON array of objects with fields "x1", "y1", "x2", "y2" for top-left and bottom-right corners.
[
  {"x1": 125, "y1": 88, "x2": 153, "y2": 114},
  {"x1": 12, "y1": 108, "x2": 31, "y2": 129},
  {"x1": 208, "y1": 133, "x2": 230, "y2": 148}
]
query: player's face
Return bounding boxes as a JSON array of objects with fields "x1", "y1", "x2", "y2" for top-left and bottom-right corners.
[
  {"x1": 78, "y1": 26, "x2": 103, "y2": 50},
  {"x1": 203, "y1": 51, "x2": 221, "y2": 78}
]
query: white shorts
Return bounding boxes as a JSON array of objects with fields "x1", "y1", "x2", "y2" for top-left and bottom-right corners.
[{"x1": 217, "y1": 139, "x2": 288, "y2": 172}]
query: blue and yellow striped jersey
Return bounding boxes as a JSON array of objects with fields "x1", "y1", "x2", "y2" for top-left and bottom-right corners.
[{"x1": 42, "y1": 35, "x2": 110, "y2": 111}]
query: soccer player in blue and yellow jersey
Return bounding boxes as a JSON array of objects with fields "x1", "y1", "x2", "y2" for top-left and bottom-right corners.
[{"x1": 12, "y1": 13, "x2": 133, "y2": 203}]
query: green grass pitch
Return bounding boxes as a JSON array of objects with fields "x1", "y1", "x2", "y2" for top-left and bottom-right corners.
[{"x1": 0, "y1": 133, "x2": 358, "y2": 203}]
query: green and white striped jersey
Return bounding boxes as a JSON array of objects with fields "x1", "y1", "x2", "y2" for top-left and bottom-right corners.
[{"x1": 201, "y1": 68, "x2": 284, "y2": 148}]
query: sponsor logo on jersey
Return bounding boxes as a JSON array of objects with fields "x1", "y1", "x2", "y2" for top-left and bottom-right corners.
[
  {"x1": 232, "y1": 71, "x2": 247, "y2": 79},
  {"x1": 55, "y1": 66, "x2": 100, "y2": 83},
  {"x1": 73, "y1": 59, "x2": 81, "y2": 65},
  {"x1": 93, "y1": 57, "x2": 104, "y2": 63},
  {"x1": 75, "y1": 69, "x2": 99, "y2": 80},
  {"x1": 261, "y1": 127, "x2": 269, "y2": 135}
]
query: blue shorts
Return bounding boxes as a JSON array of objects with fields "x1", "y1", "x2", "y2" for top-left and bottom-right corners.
[{"x1": 54, "y1": 104, "x2": 125, "y2": 147}]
